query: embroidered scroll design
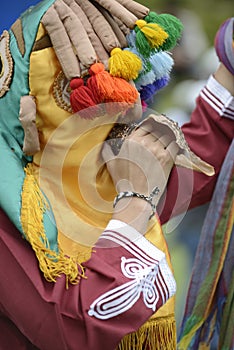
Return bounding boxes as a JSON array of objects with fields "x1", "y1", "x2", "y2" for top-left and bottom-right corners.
[{"x1": 88, "y1": 256, "x2": 169, "y2": 320}]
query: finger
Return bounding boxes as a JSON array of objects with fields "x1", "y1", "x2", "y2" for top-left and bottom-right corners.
[
  {"x1": 133, "y1": 124, "x2": 153, "y2": 137},
  {"x1": 156, "y1": 134, "x2": 174, "y2": 148},
  {"x1": 135, "y1": 116, "x2": 172, "y2": 139},
  {"x1": 130, "y1": 125, "x2": 162, "y2": 142},
  {"x1": 129, "y1": 132, "x2": 159, "y2": 150},
  {"x1": 165, "y1": 140, "x2": 180, "y2": 161},
  {"x1": 133, "y1": 119, "x2": 163, "y2": 138}
]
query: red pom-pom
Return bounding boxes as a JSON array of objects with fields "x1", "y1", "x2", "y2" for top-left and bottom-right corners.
[
  {"x1": 70, "y1": 78, "x2": 84, "y2": 90},
  {"x1": 70, "y1": 77, "x2": 101, "y2": 116}
]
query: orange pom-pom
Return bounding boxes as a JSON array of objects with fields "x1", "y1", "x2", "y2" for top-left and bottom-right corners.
[
  {"x1": 88, "y1": 63, "x2": 138, "y2": 105},
  {"x1": 88, "y1": 63, "x2": 115, "y2": 100},
  {"x1": 69, "y1": 64, "x2": 139, "y2": 116},
  {"x1": 110, "y1": 77, "x2": 138, "y2": 104}
]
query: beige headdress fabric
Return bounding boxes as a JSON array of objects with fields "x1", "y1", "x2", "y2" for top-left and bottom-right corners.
[
  {"x1": 41, "y1": 0, "x2": 135, "y2": 78},
  {"x1": 40, "y1": 0, "x2": 214, "y2": 176},
  {"x1": 41, "y1": 4, "x2": 81, "y2": 79},
  {"x1": 63, "y1": 0, "x2": 109, "y2": 64}
]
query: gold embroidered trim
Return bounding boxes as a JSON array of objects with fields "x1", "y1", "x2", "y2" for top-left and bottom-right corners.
[
  {"x1": 53, "y1": 70, "x2": 72, "y2": 113},
  {"x1": 11, "y1": 19, "x2": 25, "y2": 57},
  {"x1": 0, "y1": 31, "x2": 14, "y2": 98}
]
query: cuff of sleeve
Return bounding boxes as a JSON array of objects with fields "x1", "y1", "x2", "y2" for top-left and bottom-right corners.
[
  {"x1": 201, "y1": 75, "x2": 234, "y2": 120},
  {"x1": 97, "y1": 219, "x2": 165, "y2": 263},
  {"x1": 90, "y1": 220, "x2": 176, "y2": 320}
]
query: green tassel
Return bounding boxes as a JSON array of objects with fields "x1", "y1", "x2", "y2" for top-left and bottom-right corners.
[
  {"x1": 145, "y1": 12, "x2": 184, "y2": 51},
  {"x1": 134, "y1": 29, "x2": 153, "y2": 57},
  {"x1": 134, "y1": 19, "x2": 168, "y2": 58}
]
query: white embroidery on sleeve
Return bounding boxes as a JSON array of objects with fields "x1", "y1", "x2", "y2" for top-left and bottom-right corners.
[
  {"x1": 88, "y1": 257, "x2": 164, "y2": 320},
  {"x1": 88, "y1": 231, "x2": 176, "y2": 320}
]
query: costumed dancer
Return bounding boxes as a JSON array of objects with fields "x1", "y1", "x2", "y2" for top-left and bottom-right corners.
[
  {"x1": 0, "y1": 1, "x2": 194, "y2": 348},
  {"x1": 0, "y1": 1, "x2": 233, "y2": 349}
]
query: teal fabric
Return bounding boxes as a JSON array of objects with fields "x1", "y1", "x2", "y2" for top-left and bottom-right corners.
[{"x1": 0, "y1": 0, "x2": 58, "y2": 252}]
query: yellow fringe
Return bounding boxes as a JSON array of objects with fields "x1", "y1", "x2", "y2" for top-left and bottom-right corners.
[
  {"x1": 109, "y1": 48, "x2": 142, "y2": 81},
  {"x1": 117, "y1": 315, "x2": 176, "y2": 350},
  {"x1": 21, "y1": 163, "x2": 86, "y2": 286}
]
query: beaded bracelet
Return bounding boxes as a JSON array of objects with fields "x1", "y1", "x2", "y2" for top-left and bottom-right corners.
[{"x1": 113, "y1": 186, "x2": 160, "y2": 219}]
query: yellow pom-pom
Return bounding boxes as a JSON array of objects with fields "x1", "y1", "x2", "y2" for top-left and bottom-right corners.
[
  {"x1": 108, "y1": 48, "x2": 142, "y2": 81},
  {"x1": 135, "y1": 19, "x2": 168, "y2": 49}
]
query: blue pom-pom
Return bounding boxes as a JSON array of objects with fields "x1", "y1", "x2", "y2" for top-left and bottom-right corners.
[
  {"x1": 140, "y1": 84, "x2": 157, "y2": 101},
  {"x1": 135, "y1": 70, "x2": 156, "y2": 90},
  {"x1": 153, "y1": 75, "x2": 170, "y2": 90},
  {"x1": 150, "y1": 52, "x2": 174, "y2": 80},
  {"x1": 126, "y1": 31, "x2": 137, "y2": 48},
  {"x1": 140, "y1": 75, "x2": 170, "y2": 101}
]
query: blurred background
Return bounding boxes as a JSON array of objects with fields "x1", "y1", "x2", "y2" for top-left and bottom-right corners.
[{"x1": 1, "y1": 0, "x2": 233, "y2": 335}]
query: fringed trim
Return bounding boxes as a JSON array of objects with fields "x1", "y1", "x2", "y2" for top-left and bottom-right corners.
[
  {"x1": 117, "y1": 315, "x2": 176, "y2": 350},
  {"x1": 21, "y1": 163, "x2": 86, "y2": 286}
]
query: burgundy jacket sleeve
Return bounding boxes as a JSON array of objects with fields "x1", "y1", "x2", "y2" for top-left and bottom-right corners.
[
  {"x1": 159, "y1": 75, "x2": 234, "y2": 224},
  {"x1": 0, "y1": 209, "x2": 176, "y2": 350}
]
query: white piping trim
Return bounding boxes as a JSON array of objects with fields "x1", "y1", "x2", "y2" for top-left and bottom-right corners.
[{"x1": 201, "y1": 75, "x2": 234, "y2": 120}]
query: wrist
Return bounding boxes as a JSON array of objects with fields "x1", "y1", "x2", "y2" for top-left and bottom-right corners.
[
  {"x1": 112, "y1": 196, "x2": 152, "y2": 234},
  {"x1": 114, "y1": 188, "x2": 160, "y2": 214}
]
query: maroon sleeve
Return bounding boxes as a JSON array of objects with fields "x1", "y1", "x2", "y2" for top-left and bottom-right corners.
[
  {"x1": 0, "y1": 209, "x2": 175, "y2": 350},
  {"x1": 159, "y1": 77, "x2": 234, "y2": 224}
]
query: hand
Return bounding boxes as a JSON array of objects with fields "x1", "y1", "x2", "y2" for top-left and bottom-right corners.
[
  {"x1": 102, "y1": 120, "x2": 179, "y2": 233},
  {"x1": 102, "y1": 120, "x2": 179, "y2": 207}
]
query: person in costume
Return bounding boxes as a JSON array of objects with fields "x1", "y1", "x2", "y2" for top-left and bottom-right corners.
[
  {"x1": 0, "y1": 0, "x2": 233, "y2": 349},
  {"x1": 177, "y1": 18, "x2": 234, "y2": 350}
]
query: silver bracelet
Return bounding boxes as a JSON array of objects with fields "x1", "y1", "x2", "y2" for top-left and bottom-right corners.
[{"x1": 113, "y1": 186, "x2": 160, "y2": 218}]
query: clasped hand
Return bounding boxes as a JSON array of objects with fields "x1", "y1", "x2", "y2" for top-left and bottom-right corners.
[{"x1": 102, "y1": 120, "x2": 179, "y2": 208}]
